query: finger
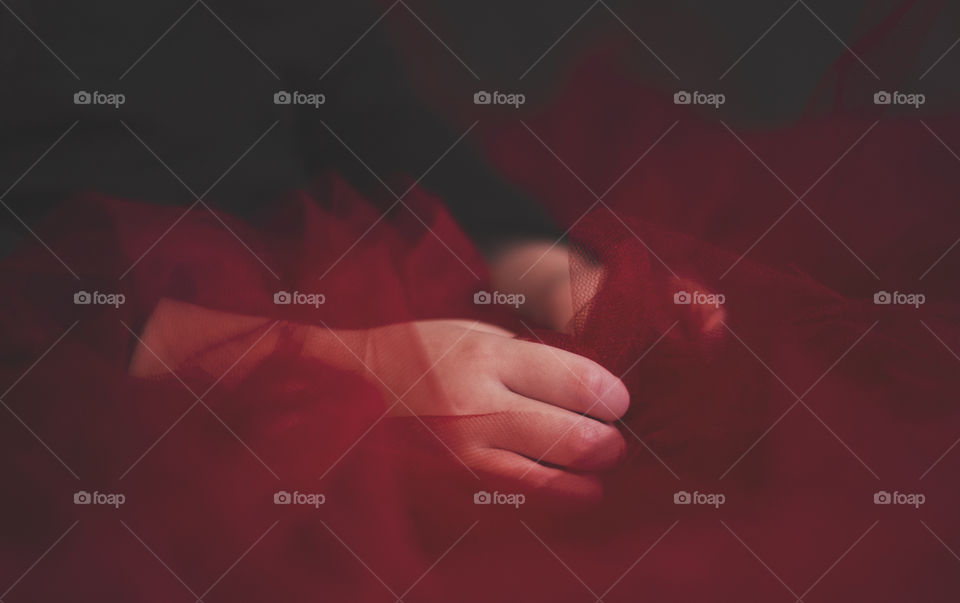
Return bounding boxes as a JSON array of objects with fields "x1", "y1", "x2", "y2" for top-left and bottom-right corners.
[
  {"x1": 421, "y1": 318, "x2": 515, "y2": 337},
  {"x1": 455, "y1": 319, "x2": 516, "y2": 337},
  {"x1": 466, "y1": 447, "x2": 604, "y2": 503},
  {"x1": 497, "y1": 340, "x2": 629, "y2": 421},
  {"x1": 479, "y1": 405, "x2": 626, "y2": 471}
]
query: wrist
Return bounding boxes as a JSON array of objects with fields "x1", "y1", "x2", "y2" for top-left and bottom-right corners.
[{"x1": 301, "y1": 324, "x2": 372, "y2": 375}]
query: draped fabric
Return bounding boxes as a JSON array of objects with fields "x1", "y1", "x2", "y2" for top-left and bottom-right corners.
[{"x1": 3, "y1": 3, "x2": 960, "y2": 601}]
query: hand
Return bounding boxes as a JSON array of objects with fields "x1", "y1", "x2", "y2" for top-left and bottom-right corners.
[
  {"x1": 487, "y1": 241, "x2": 593, "y2": 332},
  {"x1": 131, "y1": 301, "x2": 631, "y2": 502},
  {"x1": 486, "y1": 241, "x2": 726, "y2": 338},
  {"x1": 353, "y1": 319, "x2": 630, "y2": 501}
]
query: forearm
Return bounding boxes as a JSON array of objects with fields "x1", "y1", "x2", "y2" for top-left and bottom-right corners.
[{"x1": 129, "y1": 299, "x2": 367, "y2": 384}]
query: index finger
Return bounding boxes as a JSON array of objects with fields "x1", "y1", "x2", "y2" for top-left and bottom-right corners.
[{"x1": 497, "y1": 339, "x2": 629, "y2": 421}]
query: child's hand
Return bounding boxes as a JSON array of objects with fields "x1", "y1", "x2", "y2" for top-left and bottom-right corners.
[{"x1": 358, "y1": 319, "x2": 630, "y2": 500}]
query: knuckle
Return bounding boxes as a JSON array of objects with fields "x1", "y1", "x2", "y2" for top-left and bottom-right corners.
[
  {"x1": 569, "y1": 419, "x2": 614, "y2": 458},
  {"x1": 457, "y1": 334, "x2": 494, "y2": 364}
]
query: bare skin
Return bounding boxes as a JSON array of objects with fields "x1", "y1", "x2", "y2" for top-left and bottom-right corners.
[
  {"x1": 130, "y1": 242, "x2": 629, "y2": 501},
  {"x1": 130, "y1": 241, "x2": 727, "y2": 501}
]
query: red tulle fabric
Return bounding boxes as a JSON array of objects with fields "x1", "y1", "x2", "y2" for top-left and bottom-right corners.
[{"x1": 4, "y1": 20, "x2": 960, "y2": 603}]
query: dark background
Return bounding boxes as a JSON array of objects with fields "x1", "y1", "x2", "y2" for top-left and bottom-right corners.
[{"x1": 1, "y1": 0, "x2": 958, "y2": 253}]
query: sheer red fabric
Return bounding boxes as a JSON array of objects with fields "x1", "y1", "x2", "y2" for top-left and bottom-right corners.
[{"x1": 3, "y1": 9, "x2": 960, "y2": 603}]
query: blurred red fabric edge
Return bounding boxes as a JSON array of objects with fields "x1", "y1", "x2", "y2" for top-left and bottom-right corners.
[{"x1": 3, "y1": 16, "x2": 960, "y2": 603}]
